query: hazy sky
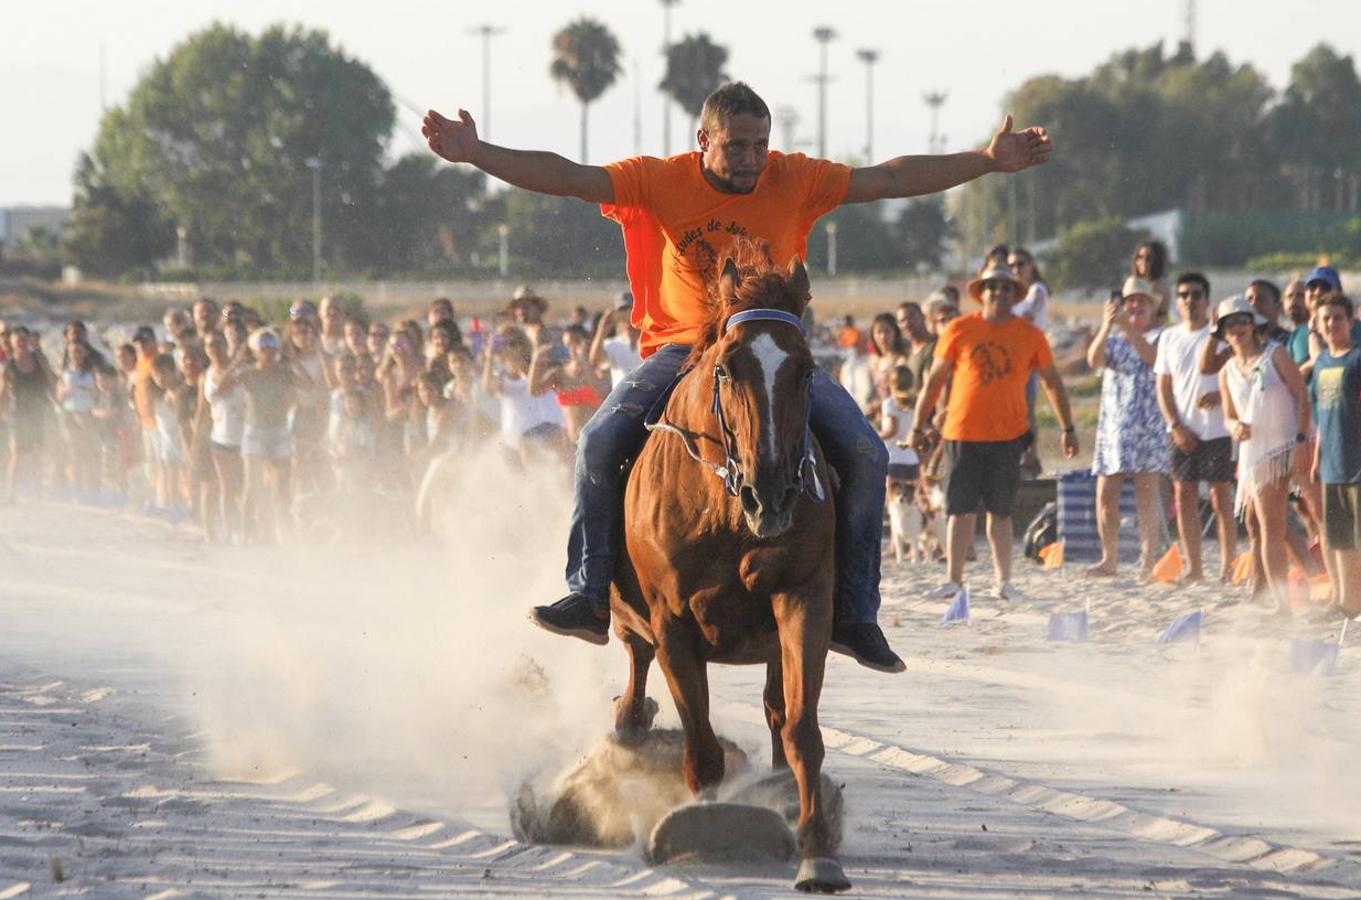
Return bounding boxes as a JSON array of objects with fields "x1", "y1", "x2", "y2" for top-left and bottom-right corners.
[{"x1": 6, "y1": 1, "x2": 1360, "y2": 206}]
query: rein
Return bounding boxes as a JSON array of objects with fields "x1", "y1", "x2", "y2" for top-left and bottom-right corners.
[{"x1": 644, "y1": 308, "x2": 826, "y2": 504}]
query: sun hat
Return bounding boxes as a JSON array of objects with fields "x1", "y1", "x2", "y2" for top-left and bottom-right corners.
[
  {"x1": 966, "y1": 265, "x2": 1025, "y2": 303},
  {"x1": 1212, "y1": 295, "x2": 1266, "y2": 339},
  {"x1": 1121, "y1": 276, "x2": 1156, "y2": 302},
  {"x1": 1303, "y1": 265, "x2": 1342, "y2": 294}
]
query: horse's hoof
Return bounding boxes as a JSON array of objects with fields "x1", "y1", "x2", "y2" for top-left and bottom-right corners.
[
  {"x1": 794, "y1": 857, "x2": 851, "y2": 894},
  {"x1": 611, "y1": 696, "x2": 659, "y2": 743}
]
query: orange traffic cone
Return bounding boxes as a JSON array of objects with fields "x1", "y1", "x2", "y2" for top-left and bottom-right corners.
[
  {"x1": 1230, "y1": 550, "x2": 1254, "y2": 587},
  {"x1": 1039, "y1": 541, "x2": 1064, "y2": 569},
  {"x1": 1151, "y1": 544, "x2": 1184, "y2": 584}
]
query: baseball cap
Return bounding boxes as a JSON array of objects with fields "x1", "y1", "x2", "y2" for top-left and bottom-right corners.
[
  {"x1": 1304, "y1": 265, "x2": 1342, "y2": 293},
  {"x1": 133, "y1": 325, "x2": 157, "y2": 343},
  {"x1": 615, "y1": 290, "x2": 634, "y2": 311}
]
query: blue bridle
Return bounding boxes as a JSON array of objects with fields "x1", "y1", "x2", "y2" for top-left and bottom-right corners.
[{"x1": 645, "y1": 307, "x2": 825, "y2": 504}]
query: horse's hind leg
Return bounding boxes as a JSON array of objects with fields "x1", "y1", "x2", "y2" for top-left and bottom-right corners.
[
  {"x1": 613, "y1": 632, "x2": 658, "y2": 742},
  {"x1": 773, "y1": 590, "x2": 849, "y2": 893},
  {"x1": 655, "y1": 622, "x2": 725, "y2": 796},
  {"x1": 763, "y1": 659, "x2": 787, "y2": 770}
]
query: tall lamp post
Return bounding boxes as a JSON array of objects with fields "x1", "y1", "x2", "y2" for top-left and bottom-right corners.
[
  {"x1": 659, "y1": 0, "x2": 681, "y2": 154},
  {"x1": 466, "y1": 25, "x2": 506, "y2": 140},
  {"x1": 923, "y1": 90, "x2": 948, "y2": 154},
  {"x1": 497, "y1": 223, "x2": 510, "y2": 277},
  {"x1": 855, "y1": 48, "x2": 879, "y2": 162},
  {"x1": 812, "y1": 27, "x2": 837, "y2": 159},
  {"x1": 305, "y1": 157, "x2": 322, "y2": 285},
  {"x1": 825, "y1": 221, "x2": 838, "y2": 276}
]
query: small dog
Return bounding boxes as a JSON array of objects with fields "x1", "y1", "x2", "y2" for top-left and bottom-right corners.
[
  {"x1": 916, "y1": 479, "x2": 947, "y2": 563},
  {"x1": 887, "y1": 479, "x2": 926, "y2": 564}
]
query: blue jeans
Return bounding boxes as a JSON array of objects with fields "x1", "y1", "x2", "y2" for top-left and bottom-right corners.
[{"x1": 565, "y1": 344, "x2": 888, "y2": 627}]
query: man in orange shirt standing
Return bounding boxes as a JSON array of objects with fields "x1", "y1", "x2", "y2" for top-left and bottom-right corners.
[
  {"x1": 911, "y1": 265, "x2": 1079, "y2": 601},
  {"x1": 424, "y1": 83, "x2": 1052, "y2": 672}
]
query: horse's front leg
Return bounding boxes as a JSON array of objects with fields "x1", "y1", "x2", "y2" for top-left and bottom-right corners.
[
  {"x1": 654, "y1": 616, "x2": 724, "y2": 797},
  {"x1": 763, "y1": 657, "x2": 787, "y2": 770},
  {"x1": 772, "y1": 588, "x2": 849, "y2": 894},
  {"x1": 613, "y1": 631, "x2": 658, "y2": 742}
]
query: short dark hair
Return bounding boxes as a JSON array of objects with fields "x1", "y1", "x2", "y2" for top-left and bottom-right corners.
[
  {"x1": 700, "y1": 82, "x2": 771, "y2": 132},
  {"x1": 1176, "y1": 272, "x2": 1210, "y2": 296},
  {"x1": 1319, "y1": 293, "x2": 1355, "y2": 319},
  {"x1": 1249, "y1": 279, "x2": 1281, "y2": 310}
]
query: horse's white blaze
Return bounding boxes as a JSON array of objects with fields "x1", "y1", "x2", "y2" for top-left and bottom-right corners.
[{"x1": 748, "y1": 333, "x2": 790, "y2": 464}]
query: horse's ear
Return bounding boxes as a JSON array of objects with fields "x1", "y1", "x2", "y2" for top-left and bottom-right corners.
[
  {"x1": 718, "y1": 257, "x2": 742, "y2": 303},
  {"x1": 787, "y1": 256, "x2": 811, "y2": 313}
]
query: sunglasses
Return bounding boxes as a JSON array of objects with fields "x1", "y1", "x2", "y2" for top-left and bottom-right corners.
[
  {"x1": 289, "y1": 303, "x2": 316, "y2": 319},
  {"x1": 1176, "y1": 289, "x2": 1206, "y2": 299}
]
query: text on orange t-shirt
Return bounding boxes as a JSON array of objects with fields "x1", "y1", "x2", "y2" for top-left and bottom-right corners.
[
  {"x1": 934, "y1": 312, "x2": 1054, "y2": 442},
  {"x1": 601, "y1": 151, "x2": 850, "y2": 356}
]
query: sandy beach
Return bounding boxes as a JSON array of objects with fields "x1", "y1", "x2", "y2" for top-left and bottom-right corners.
[{"x1": 2, "y1": 463, "x2": 1359, "y2": 897}]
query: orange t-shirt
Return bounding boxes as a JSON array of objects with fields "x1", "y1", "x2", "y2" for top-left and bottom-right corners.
[
  {"x1": 131, "y1": 355, "x2": 158, "y2": 429},
  {"x1": 601, "y1": 151, "x2": 851, "y2": 356},
  {"x1": 934, "y1": 312, "x2": 1054, "y2": 442}
]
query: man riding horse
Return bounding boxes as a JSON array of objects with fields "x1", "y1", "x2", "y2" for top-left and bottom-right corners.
[{"x1": 423, "y1": 81, "x2": 1052, "y2": 673}]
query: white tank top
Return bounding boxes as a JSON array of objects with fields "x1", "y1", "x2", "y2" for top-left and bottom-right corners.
[{"x1": 1225, "y1": 342, "x2": 1298, "y2": 512}]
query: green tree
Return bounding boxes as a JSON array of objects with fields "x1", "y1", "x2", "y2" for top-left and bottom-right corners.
[
  {"x1": 895, "y1": 197, "x2": 951, "y2": 270},
  {"x1": 659, "y1": 33, "x2": 729, "y2": 136},
  {"x1": 65, "y1": 144, "x2": 176, "y2": 278},
  {"x1": 368, "y1": 154, "x2": 487, "y2": 274},
  {"x1": 549, "y1": 17, "x2": 623, "y2": 163},
  {"x1": 1043, "y1": 217, "x2": 1150, "y2": 291},
  {"x1": 1268, "y1": 44, "x2": 1361, "y2": 173},
  {"x1": 498, "y1": 189, "x2": 623, "y2": 277},
  {"x1": 73, "y1": 23, "x2": 393, "y2": 277}
]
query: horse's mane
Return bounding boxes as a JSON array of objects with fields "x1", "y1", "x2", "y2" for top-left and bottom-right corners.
[{"x1": 685, "y1": 241, "x2": 810, "y2": 369}]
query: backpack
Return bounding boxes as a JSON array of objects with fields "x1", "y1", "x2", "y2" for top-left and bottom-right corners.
[{"x1": 1023, "y1": 501, "x2": 1058, "y2": 563}]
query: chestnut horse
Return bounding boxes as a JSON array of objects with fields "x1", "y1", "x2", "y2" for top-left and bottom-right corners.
[{"x1": 609, "y1": 255, "x2": 848, "y2": 893}]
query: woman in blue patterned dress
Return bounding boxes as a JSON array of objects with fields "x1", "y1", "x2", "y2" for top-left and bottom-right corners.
[{"x1": 1086, "y1": 278, "x2": 1170, "y2": 576}]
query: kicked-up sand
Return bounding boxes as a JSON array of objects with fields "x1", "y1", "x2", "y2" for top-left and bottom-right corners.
[{"x1": 1, "y1": 450, "x2": 1359, "y2": 896}]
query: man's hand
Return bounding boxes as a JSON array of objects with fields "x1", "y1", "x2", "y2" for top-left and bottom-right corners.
[
  {"x1": 423, "y1": 109, "x2": 480, "y2": 165},
  {"x1": 1170, "y1": 424, "x2": 1199, "y2": 454},
  {"x1": 1196, "y1": 391, "x2": 1222, "y2": 410},
  {"x1": 1061, "y1": 429, "x2": 1079, "y2": 459},
  {"x1": 985, "y1": 115, "x2": 1053, "y2": 173}
]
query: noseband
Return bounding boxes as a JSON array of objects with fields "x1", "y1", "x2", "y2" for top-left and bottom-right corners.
[{"x1": 644, "y1": 308, "x2": 826, "y2": 504}]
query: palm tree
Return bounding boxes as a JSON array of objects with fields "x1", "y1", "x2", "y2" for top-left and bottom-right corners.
[
  {"x1": 658, "y1": 32, "x2": 729, "y2": 142},
  {"x1": 549, "y1": 17, "x2": 623, "y2": 162}
]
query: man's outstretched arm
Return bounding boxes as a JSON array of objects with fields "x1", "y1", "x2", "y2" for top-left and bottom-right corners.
[
  {"x1": 423, "y1": 108, "x2": 615, "y2": 204},
  {"x1": 844, "y1": 114, "x2": 1052, "y2": 204}
]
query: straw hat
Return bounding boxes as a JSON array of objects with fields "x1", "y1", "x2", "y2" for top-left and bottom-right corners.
[
  {"x1": 966, "y1": 265, "x2": 1025, "y2": 303},
  {"x1": 1212, "y1": 295, "x2": 1266, "y2": 339}
]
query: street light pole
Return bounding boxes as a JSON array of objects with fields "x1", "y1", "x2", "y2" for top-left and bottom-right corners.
[
  {"x1": 812, "y1": 27, "x2": 837, "y2": 159},
  {"x1": 923, "y1": 90, "x2": 948, "y2": 154},
  {"x1": 825, "y1": 221, "x2": 838, "y2": 276},
  {"x1": 306, "y1": 157, "x2": 322, "y2": 285},
  {"x1": 497, "y1": 223, "x2": 510, "y2": 277},
  {"x1": 659, "y1": 0, "x2": 681, "y2": 155},
  {"x1": 466, "y1": 25, "x2": 506, "y2": 140},
  {"x1": 855, "y1": 49, "x2": 879, "y2": 162}
]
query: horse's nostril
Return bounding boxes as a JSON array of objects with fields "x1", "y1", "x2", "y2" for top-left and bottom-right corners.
[
  {"x1": 782, "y1": 484, "x2": 800, "y2": 509},
  {"x1": 739, "y1": 485, "x2": 760, "y2": 516}
]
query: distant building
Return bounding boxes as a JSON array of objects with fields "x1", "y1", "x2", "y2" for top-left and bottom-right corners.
[{"x1": 1, "y1": 206, "x2": 69, "y2": 253}]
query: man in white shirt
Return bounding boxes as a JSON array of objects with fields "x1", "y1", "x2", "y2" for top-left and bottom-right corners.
[
  {"x1": 588, "y1": 292, "x2": 642, "y2": 388},
  {"x1": 1154, "y1": 272, "x2": 1236, "y2": 582}
]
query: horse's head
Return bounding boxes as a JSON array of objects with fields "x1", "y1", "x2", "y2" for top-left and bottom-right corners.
[{"x1": 706, "y1": 255, "x2": 816, "y2": 539}]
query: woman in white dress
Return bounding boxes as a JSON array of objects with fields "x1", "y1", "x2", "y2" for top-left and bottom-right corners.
[{"x1": 1216, "y1": 296, "x2": 1310, "y2": 613}]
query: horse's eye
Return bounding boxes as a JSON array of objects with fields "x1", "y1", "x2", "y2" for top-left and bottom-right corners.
[{"x1": 715, "y1": 365, "x2": 730, "y2": 380}]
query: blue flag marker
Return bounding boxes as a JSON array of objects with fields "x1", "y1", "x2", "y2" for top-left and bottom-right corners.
[
  {"x1": 1157, "y1": 609, "x2": 1203, "y2": 645},
  {"x1": 1048, "y1": 610, "x2": 1090, "y2": 641},
  {"x1": 1290, "y1": 639, "x2": 1339, "y2": 675},
  {"x1": 940, "y1": 587, "x2": 970, "y2": 625}
]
